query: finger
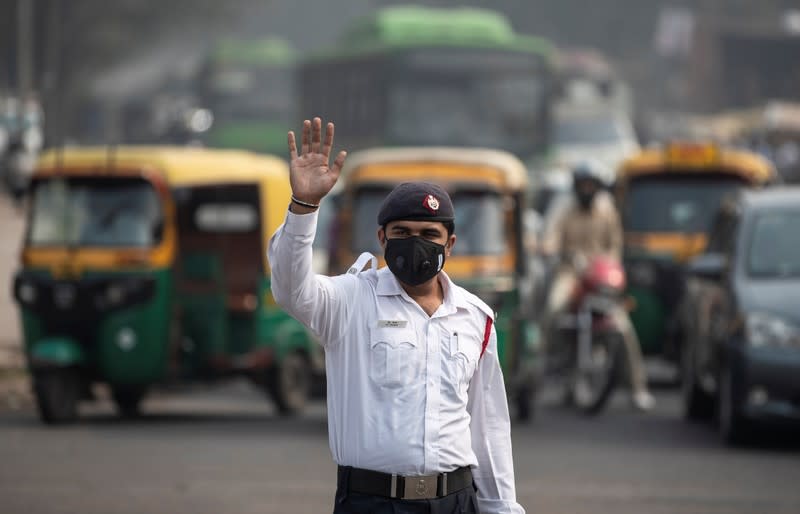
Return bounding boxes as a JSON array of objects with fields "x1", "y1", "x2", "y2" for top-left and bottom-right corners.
[
  {"x1": 287, "y1": 131, "x2": 298, "y2": 160},
  {"x1": 330, "y1": 150, "x2": 347, "y2": 178},
  {"x1": 311, "y1": 117, "x2": 322, "y2": 154},
  {"x1": 322, "y1": 122, "x2": 334, "y2": 159},
  {"x1": 301, "y1": 119, "x2": 311, "y2": 155}
]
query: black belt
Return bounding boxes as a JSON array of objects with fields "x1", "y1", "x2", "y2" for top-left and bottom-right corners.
[{"x1": 337, "y1": 465, "x2": 473, "y2": 500}]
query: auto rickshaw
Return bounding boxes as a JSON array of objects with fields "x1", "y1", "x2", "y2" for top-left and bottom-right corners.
[
  {"x1": 616, "y1": 142, "x2": 776, "y2": 363},
  {"x1": 13, "y1": 146, "x2": 322, "y2": 423},
  {"x1": 326, "y1": 147, "x2": 539, "y2": 420}
]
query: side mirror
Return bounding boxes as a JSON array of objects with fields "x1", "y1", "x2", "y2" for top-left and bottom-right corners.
[{"x1": 687, "y1": 253, "x2": 727, "y2": 281}]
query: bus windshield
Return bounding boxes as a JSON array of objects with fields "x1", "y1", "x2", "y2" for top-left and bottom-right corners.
[
  {"x1": 28, "y1": 178, "x2": 163, "y2": 247},
  {"x1": 204, "y1": 66, "x2": 293, "y2": 123},
  {"x1": 387, "y1": 50, "x2": 547, "y2": 158},
  {"x1": 352, "y1": 187, "x2": 507, "y2": 256},
  {"x1": 623, "y1": 175, "x2": 745, "y2": 233}
]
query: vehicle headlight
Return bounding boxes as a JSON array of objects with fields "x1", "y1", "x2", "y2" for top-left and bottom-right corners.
[
  {"x1": 18, "y1": 282, "x2": 37, "y2": 304},
  {"x1": 187, "y1": 108, "x2": 213, "y2": 133},
  {"x1": 106, "y1": 284, "x2": 126, "y2": 306},
  {"x1": 22, "y1": 127, "x2": 43, "y2": 152},
  {"x1": 627, "y1": 261, "x2": 657, "y2": 287},
  {"x1": 746, "y1": 312, "x2": 800, "y2": 348}
]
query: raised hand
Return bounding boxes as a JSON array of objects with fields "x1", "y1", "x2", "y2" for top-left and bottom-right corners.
[{"x1": 288, "y1": 117, "x2": 347, "y2": 207}]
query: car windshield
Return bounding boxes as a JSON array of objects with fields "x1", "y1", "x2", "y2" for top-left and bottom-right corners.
[
  {"x1": 623, "y1": 175, "x2": 745, "y2": 233},
  {"x1": 748, "y1": 210, "x2": 800, "y2": 277},
  {"x1": 387, "y1": 50, "x2": 547, "y2": 158},
  {"x1": 555, "y1": 115, "x2": 628, "y2": 145},
  {"x1": 352, "y1": 188, "x2": 507, "y2": 256},
  {"x1": 28, "y1": 178, "x2": 162, "y2": 247}
]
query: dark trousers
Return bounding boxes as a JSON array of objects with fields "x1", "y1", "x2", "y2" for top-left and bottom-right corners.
[{"x1": 333, "y1": 468, "x2": 480, "y2": 514}]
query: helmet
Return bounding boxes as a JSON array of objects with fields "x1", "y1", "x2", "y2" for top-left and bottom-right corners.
[
  {"x1": 571, "y1": 160, "x2": 610, "y2": 187},
  {"x1": 571, "y1": 160, "x2": 609, "y2": 209}
]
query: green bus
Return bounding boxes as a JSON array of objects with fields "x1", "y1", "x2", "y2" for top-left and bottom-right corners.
[
  {"x1": 197, "y1": 38, "x2": 295, "y2": 156},
  {"x1": 298, "y1": 6, "x2": 555, "y2": 163}
]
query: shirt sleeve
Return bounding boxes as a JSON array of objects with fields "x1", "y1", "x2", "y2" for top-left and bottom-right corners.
[
  {"x1": 467, "y1": 324, "x2": 526, "y2": 514},
  {"x1": 267, "y1": 209, "x2": 359, "y2": 347}
]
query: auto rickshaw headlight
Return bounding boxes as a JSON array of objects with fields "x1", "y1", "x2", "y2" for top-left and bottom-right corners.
[
  {"x1": 628, "y1": 261, "x2": 657, "y2": 287},
  {"x1": 106, "y1": 284, "x2": 126, "y2": 306},
  {"x1": 116, "y1": 327, "x2": 137, "y2": 351},
  {"x1": 18, "y1": 282, "x2": 37, "y2": 304},
  {"x1": 746, "y1": 312, "x2": 800, "y2": 348}
]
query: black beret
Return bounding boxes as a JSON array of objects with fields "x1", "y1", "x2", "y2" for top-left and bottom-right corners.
[{"x1": 377, "y1": 182, "x2": 455, "y2": 226}]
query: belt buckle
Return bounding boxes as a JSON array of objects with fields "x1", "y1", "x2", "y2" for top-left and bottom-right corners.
[{"x1": 403, "y1": 474, "x2": 437, "y2": 500}]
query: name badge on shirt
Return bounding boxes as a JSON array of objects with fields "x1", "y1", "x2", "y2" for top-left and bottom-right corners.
[{"x1": 377, "y1": 320, "x2": 408, "y2": 329}]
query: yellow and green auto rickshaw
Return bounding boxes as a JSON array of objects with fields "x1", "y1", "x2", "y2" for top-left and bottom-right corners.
[
  {"x1": 325, "y1": 147, "x2": 539, "y2": 420},
  {"x1": 616, "y1": 142, "x2": 776, "y2": 363},
  {"x1": 14, "y1": 146, "x2": 322, "y2": 423}
]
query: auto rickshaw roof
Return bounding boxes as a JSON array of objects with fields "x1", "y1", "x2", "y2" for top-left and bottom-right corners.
[
  {"x1": 335, "y1": 146, "x2": 529, "y2": 194},
  {"x1": 34, "y1": 146, "x2": 289, "y2": 187},
  {"x1": 617, "y1": 143, "x2": 776, "y2": 184}
]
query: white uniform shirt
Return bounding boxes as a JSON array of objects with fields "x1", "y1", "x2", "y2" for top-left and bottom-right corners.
[{"x1": 268, "y1": 210, "x2": 525, "y2": 514}]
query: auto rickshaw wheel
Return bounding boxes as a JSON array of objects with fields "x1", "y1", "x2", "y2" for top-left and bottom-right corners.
[
  {"x1": 112, "y1": 387, "x2": 147, "y2": 418},
  {"x1": 268, "y1": 351, "x2": 311, "y2": 415},
  {"x1": 33, "y1": 368, "x2": 80, "y2": 425}
]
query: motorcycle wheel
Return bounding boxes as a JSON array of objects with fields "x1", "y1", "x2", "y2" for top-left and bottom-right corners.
[
  {"x1": 572, "y1": 332, "x2": 622, "y2": 415},
  {"x1": 681, "y1": 341, "x2": 714, "y2": 421}
]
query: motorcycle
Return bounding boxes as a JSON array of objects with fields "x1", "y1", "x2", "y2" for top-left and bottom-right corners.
[{"x1": 548, "y1": 256, "x2": 627, "y2": 415}]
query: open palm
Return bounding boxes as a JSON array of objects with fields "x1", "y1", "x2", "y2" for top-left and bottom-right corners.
[{"x1": 288, "y1": 117, "x2": 347, "y2": 205}]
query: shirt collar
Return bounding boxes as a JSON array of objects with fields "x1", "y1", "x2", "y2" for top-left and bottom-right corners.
[{"x1": 376, "y1": 267, "x2": 470, "y2": 315}]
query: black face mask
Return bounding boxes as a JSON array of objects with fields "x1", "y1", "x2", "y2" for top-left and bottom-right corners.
[
  {"x1": 384, "y1": 236, "x2": 446, "y2": 286},
  {"x1": 576, "y1": 190, "x2": 597, "y2": 210}
]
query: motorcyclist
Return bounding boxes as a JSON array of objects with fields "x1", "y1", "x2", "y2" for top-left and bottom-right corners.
[{"x1": 542, "y1": 160, "x2": 655, "y2": 411}]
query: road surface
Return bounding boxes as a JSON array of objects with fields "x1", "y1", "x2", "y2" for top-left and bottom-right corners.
[{"x1": 0, "y1": 381, "x2": 798, "y2": 514}]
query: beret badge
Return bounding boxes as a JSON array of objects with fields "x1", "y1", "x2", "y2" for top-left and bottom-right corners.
[{"x1": 423, "y1": 194, "x2": 440, "y2": 213}]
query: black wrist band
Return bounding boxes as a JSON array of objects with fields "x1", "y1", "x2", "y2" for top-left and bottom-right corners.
[{"x1": 291, "y1": 196, "x2": 320, "y2": 209}]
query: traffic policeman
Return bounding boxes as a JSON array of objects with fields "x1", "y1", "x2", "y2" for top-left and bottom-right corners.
[{"x1": 268, "y1": 118, "x2": 525, "y2": 514}]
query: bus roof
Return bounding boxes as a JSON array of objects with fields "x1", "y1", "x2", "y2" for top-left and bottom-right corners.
[
  {"x1": 35, "y1": 146, "x2": 289, "y2": 188},
  {"x1": 210, "y1": 37, "x2": 295, "y2": 66},
  {"x1": 618, "y1": 143, "x2": 776, "y2": 184},
  {"x1": 337, "y1": 146, "x2": 529, "y2": 192},
  {"x1": 308, "y1": 6, "x2": 552, "y2": 60}
]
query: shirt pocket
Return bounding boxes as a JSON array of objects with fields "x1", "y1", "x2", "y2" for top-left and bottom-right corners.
[
  {"x1": 369, "y1": 327, "x2": 420, "y2": 388},
  {"x1": 443, "y1": 331, "x2": 480, "y2": 389}
]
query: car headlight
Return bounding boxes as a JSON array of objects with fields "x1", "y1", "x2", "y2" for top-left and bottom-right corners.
[{"x1": 746, "y1": 312, "x2": 800, "y2": 348}]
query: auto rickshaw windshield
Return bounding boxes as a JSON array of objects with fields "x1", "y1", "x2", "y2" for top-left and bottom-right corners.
[
  {"x1": 352, "y1": 187, "x2": 508, "y2": 256},
  {"x1": 27, "y1": 177, "x2": 163, "y2": 247}
]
